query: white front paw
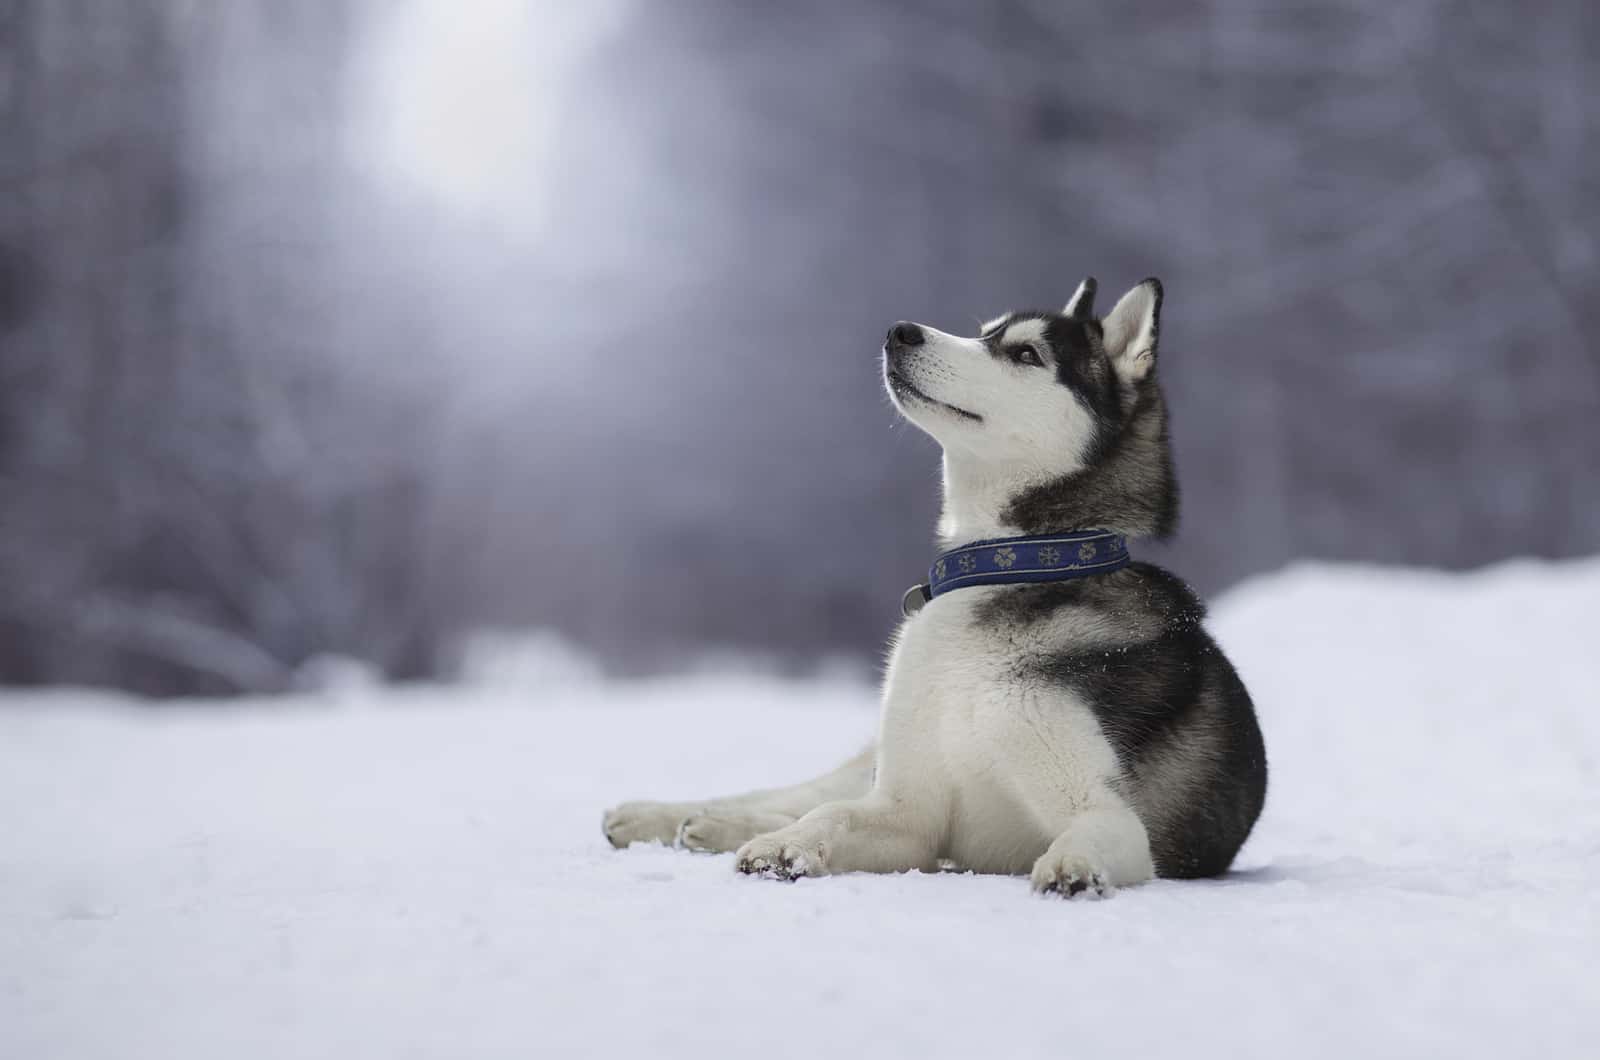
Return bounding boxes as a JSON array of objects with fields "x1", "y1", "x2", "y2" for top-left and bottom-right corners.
[
  {"x1": 735, "y1": 833, "x2": 828, "y2": 881},
  {"x1": 1030, "y1": 848, "x2": 1113, "y2": 899},
  {"x1": 602, "y1": 802, "x2": 690, "y2": 849},
  {"x1": 676, "y1": 814, "x2": 753, "y2": 854}
]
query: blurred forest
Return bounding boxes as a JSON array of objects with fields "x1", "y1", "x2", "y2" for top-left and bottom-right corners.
[{"x1": 2, "y1": 0, "x2": 1597, "y2": 695}]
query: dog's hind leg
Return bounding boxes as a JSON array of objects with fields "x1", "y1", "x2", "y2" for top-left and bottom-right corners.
[
  {"x1": 602, "y1": 747, "x2": 875, "y2": 851},
  {"x1": 1030, "y1": 791, "x2": 1155, "y2": 898}
]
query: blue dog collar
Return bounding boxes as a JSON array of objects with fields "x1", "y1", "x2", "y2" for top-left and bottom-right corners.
[{"x1": 901, "y1": 530, "x2": 1130, "y2": 616}]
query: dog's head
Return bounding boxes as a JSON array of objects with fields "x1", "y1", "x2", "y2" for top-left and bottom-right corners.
[
  {"x1": 883, "y1": 277, "x2": 1161, "y2": 466},
  {"x1": 884, "y1": 277, "x2": 1176, "y2": 538}
]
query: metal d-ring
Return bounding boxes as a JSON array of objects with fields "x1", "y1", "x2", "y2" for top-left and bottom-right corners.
[{"x1": 901, "y1": 583, "x2": 931, "y2": 618}]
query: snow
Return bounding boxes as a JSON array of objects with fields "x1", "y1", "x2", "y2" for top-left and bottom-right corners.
[{"x1": 4, "y1": 559, "x2": 1599, "y2": 1059}]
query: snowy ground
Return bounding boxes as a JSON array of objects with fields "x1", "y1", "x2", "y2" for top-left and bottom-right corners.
[{"x1": 3, "y1": 560, "x2": 1598, "y2": 1059}]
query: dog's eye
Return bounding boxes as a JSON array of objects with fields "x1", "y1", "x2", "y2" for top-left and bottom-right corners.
[{"x1": 1014, "y1": 344, "x2": 1044, "y2": 368}]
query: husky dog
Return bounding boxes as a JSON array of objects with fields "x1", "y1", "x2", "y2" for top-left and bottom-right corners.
[{"x1": 603, "y1": 277, "x2": 1267, "y2": 896}]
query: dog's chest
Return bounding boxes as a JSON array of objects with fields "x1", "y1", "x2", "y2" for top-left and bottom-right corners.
[{"x1": 880, "y1": 589, "x2": 1121, "y2": 796}]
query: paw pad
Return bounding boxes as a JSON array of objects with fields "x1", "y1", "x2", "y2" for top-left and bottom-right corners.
[
  {"x1": 1041, "y1": 871, "x2": 1110, "y2": 899},
  {"x1": 735, "y1": 842, "x2": 819, "y2": 881}
]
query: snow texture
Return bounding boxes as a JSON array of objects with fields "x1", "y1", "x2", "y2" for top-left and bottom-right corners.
[{"x1": 3, "y1": 560, "x2": 1598, "y2": 1059}]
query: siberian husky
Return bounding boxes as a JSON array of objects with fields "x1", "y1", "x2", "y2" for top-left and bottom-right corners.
[{"x1": 603, "y1": 277, "x2": 1267, "y2": 896}]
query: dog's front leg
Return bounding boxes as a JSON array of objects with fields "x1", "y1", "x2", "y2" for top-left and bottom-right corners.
[
  {"x1": 602, "y1": 747, "x2": 876, "y2": 852},
  {"x1": 734, "y1": 794, "x2": 941, "y2": 880}
]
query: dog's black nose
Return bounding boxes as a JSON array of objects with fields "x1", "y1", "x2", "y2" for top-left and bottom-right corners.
[{"x1": 886, "y1": 322, "x2": 925, "y2": 349}]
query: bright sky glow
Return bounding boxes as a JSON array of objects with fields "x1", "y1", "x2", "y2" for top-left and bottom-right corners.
[{"x1": 354, "y1": 0, "x2": 626, "y2": 234}]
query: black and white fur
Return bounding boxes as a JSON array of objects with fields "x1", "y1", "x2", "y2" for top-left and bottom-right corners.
[{"x1": 603, "y1": 277, "x2": 1267, "y2": 896}]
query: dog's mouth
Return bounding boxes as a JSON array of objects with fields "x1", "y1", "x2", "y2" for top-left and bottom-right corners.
[{"x1": 885, "y1": 365, "x2": 984, "y2": 424}]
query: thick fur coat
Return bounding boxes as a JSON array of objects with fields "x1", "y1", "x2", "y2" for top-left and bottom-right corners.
[{"x1": 603, "y1": 277, "x2": 1267, "y2": 896}]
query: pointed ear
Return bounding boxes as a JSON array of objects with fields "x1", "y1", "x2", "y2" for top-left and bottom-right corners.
[
  {"x1": 1101, "y1": 278, "x2": 1162, "y2": 382},
  {"x1": 1064, "y1": 276, "x2": 1097, "y2": 320}
]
